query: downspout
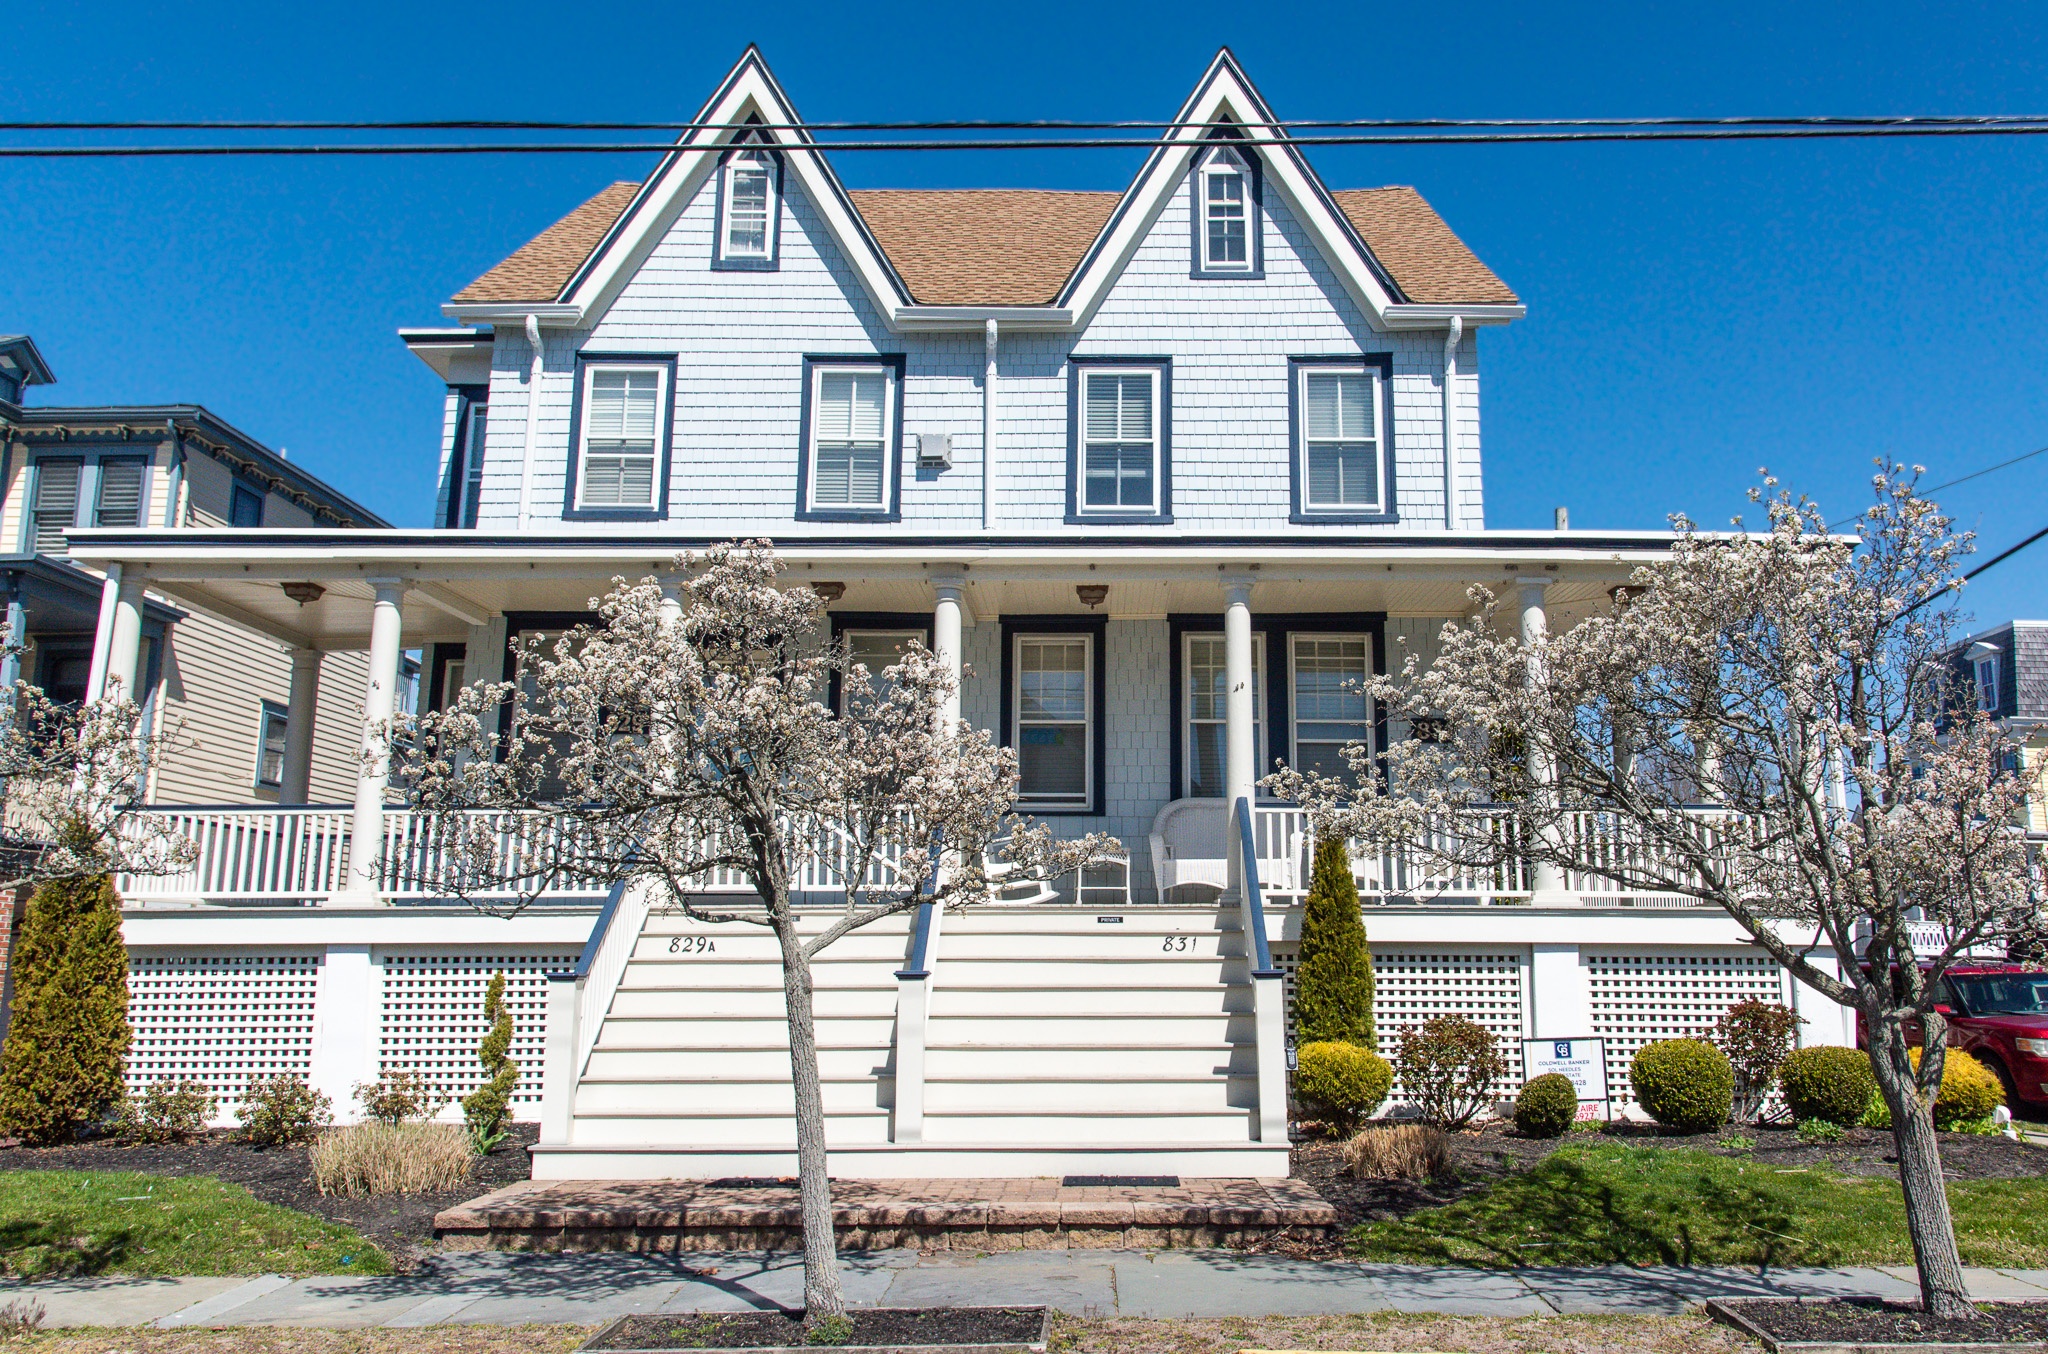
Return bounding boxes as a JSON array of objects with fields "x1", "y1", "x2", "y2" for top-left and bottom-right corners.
[
  {"x1": 981, "y1": 318, "x2": 998, "y2": 530},
  {"x1": 162, "y1": 419, "x2": 185, "y2": 527},
  {"x1": 1441, "y1": 316, "x2": 1463, "y2": 530},
  {"x1": 517, "y1": 313, "x2": 543, "y2": 528}
]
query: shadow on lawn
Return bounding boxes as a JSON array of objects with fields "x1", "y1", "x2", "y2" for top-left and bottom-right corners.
[
  {"x1": 0, "y1": 1220, "x2": 135, "y2": 1278},
  {"x1": 1350, "y1": 1149, "x2": 1824, "y2": 1268}
]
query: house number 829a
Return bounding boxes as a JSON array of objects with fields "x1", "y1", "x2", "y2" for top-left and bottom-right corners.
[{"x1": 669, "y1": 936, "x2": 715, "y2": 954}]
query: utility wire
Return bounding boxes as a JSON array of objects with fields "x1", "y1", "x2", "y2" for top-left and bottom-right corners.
[
  {"x1": 6, "y1": 114, "x2": 2048, "y2": 132},
  {"x1": 1830, "y1": 443, "x2": 2048, "y2": 529},
  {"x1": 13, "y1": 124, "x2": 2048, "y2": 157}
]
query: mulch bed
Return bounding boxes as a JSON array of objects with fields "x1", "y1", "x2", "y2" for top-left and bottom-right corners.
[
  {"x1": 585, "y1": 1309, "x2": 1047, "y2": 1351},
  {"x1": 1710, "y1": 1297, "x2": 2048, "y2": 1350},
  {"x1": 0, "y1": 1122, "x2": 539, "y2": 1270},
  {"x1": 1289, "y1": 1120, "x2": 2048, "y2": 1236}
]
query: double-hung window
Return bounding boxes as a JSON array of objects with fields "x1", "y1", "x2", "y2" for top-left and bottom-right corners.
[
  {"x1": 1185, "y1": 633, "x2": 1264, "y2": 798},
  {"x1": 1977, "y1": 655, "x2": 2001, "y2": 712},
  {"x1": 1291, "y1": 634, "x2": 1374, "y2": 783},
  {"x1": 446, "y1": 392, "x2": 487, "y2": 528},
  {"x1": 255, "y1": 701, "x2": 289, "y2": 789},
  {"x1": 576, "y1": 365, "x2": 666, "y2": 512},
  {"x1": 1200, "y1": 148, "x2": 1252, "y2": 272},
  {"x1": 717, "y1": 149, "x2": 778, "y2": 265},
  {"x1": 841, "y1": 629, "x2": 926, "y2": 715},
  {"x1": 806, "y1": 364, "x2": 894, "y2": 513},
  {"x1": 230, "y1": 482, "x2": 265, "y2": 528},
  {"x1": 1080, "y1": 368, "x2": 1161, "y2": 514},
  {"x1": 1014, "y1": 634, "x2": 1091, "y2": 808},
  {"x1": 1299, "y1": 365, "x2": 1384, "y2": 513},
  {"x1": 94, "y1": 457, "x2": 147, "y2": 527},
  {"x1": 29, "y1": 458, "x2": 82, "y2": 553}
]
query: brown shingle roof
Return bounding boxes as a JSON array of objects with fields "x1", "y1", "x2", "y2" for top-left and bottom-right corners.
[
  {"x1": 450, "y1": 178, "x2": 1518, "y2": 310},
  {"x1": 453, "y1": 181, "x2": 641, "y2": 304},
  {"x1": 847, "y1": 189, "x2": 1119, "y2": 306},
  {"x1": 1329, "y1": 187, "x2": 1518, "y2": 306}
]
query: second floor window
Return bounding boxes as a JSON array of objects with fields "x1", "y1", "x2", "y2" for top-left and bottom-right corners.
[
  {"x1": 95, "y1": 457, "x2": 146, "y2": 527},
  {"x1": 1082, "y1": 369, "x2": 1160, "y2": 513},
  {"x1": 31, "y1": 459, "x2": 81, "y2": 553},
  {"x1": 30, "y1": 454, "x2": 151, "y2": 552},
  {"x1": 1301, "y1": 367, "x2": 1382, "y2": 511},
  {"x1": 230, "y1": 482, "x2": 265, "y2": 528},
  {"x1": 1977, "y1": 655, "x2": 2000, "y2": 712},
  {"x1": 808, "y1": 366, "x2": 892, "y2": 511},
  {"x1": 719, "y1": 150, "x2": 778, "y2": 264},
  {"x1": 578, "y1": 366, "x2": 665, "y2": 511}
]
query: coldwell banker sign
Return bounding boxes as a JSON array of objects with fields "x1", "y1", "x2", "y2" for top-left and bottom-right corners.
[{"x1": 1522, "y1": 1036, "x2": 1610, "y2": 1119}]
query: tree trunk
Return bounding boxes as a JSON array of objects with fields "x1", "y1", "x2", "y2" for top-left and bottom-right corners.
[
  {"x1": 775, "y1": 909, "x2": 845, "y2": 1320},
  {"x1": 1868, "y1": 1015, "x2": 1975, "y2": 1319}
]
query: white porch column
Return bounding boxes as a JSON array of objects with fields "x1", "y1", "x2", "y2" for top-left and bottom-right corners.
[
  {"x1": 86, "y1": 563, "x2": 147, "y2": 703},
  {"x1": 1223, "y1": 574, "x2": 1257, "y2": 900},
  {"x1": 279, "y1": 648, "x2": 322, "y2": 805},
  {"x1": 343, "y1": 579, "x2": 408, "y2": 902},
  {"x1": 1518, "y1": 577, "x2": 1575, "y2": 905},
  {"x1": 931, "y1": 574, "x2": 965, "y2": 730}
]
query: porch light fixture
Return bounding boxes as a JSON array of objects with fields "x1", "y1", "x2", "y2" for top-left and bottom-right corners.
[
  {"x1": 1075, "y1": 584, "x2": 1109, "y2": 608},
  {"x1": 280, "y1": 581, "x2": 326, "y2": 607},
  {"x1": 811, "y1": 581, "x2": 846, "y2": 603}
]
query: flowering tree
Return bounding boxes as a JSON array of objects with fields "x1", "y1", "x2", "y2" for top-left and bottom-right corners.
[
  {"x1": 0, "y1": 679, "x2": 193, "y2": 884},
  {"x1": 1268, "y1": 471, "x2": 2043, "y2": 1318},
  {"x1": 391, "y1": 542, "x2": 1114, "y2": 1320}
]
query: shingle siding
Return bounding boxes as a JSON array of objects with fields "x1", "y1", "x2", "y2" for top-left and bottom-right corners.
[
  {"x1": 470, "y1": 159, "x2": 1484, "y2": 536},
  {"x1": 2013, "y1": 623, "x2": 2048, "y2": 722}
]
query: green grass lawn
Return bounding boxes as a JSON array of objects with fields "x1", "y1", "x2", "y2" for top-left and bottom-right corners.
[
  {"x1": 0, "y1": 1170, "x2": 390, "y2": 1278},
  {"x1": 1347, "y1": 1144, "x2": 2048, "y2": 1268}
]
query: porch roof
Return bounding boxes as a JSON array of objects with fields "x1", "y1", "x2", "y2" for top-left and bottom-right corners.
[{"x1": 64, "y1": 526, "x2": 1685, "y2": 651}]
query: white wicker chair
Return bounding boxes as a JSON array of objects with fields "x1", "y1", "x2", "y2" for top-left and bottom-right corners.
[{"x1": 1148, "y1": 798, "x2": 1229, "y2": 903}]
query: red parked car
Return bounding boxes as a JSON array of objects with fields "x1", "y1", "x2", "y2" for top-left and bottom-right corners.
[{"x1": 1861, "y1": 963, "x2": 2048, "y2": 1114}]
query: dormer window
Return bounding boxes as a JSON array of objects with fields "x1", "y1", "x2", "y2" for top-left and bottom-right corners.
[
  {"x1": 1192, "y1": 146, "x2": 1260, "y2": 277},
  {"x1": 716, "y1": 148, "x2": 779, "y2": 269}
]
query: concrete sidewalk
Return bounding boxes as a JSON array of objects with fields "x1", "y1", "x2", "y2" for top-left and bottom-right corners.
[{"x1": 6, "y1": 1252, "x2": 2048, "y2": 1328}]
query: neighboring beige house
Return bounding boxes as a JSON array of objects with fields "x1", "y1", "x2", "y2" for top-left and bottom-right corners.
[{"x1": 0, "y1": 333, "x2": 388, "y2": 806}]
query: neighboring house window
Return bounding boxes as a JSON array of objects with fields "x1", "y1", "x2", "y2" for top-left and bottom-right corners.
[
  {"x1": 1200, "y1": 148, "x2": 1252, "y2": 271},
  {"x1": 230, "y1": 483, "x2": 265, "y2": 528},
  {"x1": 718, "y1": 149, "x2": 778, "y2": 265},
  {"x1": 1300, "y1": 367, "x2": 1382, "y2": 512},
  {"x1": 1291, "y1": 634, "x2": 1373, "y2": 781},
  {"x1": 1185, "y1": 633, "x2": 1264, "y2": 798},
  {"x1": 807, "y1": 365, "x2": 893, "y2": 511},
  {"x1": 1976, "y1": 656, "x2": 2000, "y2": 712},
  {"x1": 576, "y1": 366, "x2": 665, "y2": 511},
  {"x1": 1081, "y1": 368, "x2": 1160, "y2": 514},
  {"x1": 30, "y1": 458, "x2": 82, "y2": 553},
  {"x1": 94, "y1": 457, "x2": 147, "y2": 527},
  {"x1": 445, "y1": 392, "x2": 487, "y2": 529},
  {"x1": 1014, "y1": 634, "x2": 1091, "y2": 808},
  {"x1": 255, "y1": 701, "x2": 289, "y2": 789},
  {"x1": 841, "y1": 629, "x2": 925, "y2": 715}
]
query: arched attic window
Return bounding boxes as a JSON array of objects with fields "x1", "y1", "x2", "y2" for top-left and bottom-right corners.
[
  {"x1": 715, "y1": 141, "x2": 780, "y2": 270},
  {"x1": 1194, "y1": 145, "x2": 1258, "y2": 276}
]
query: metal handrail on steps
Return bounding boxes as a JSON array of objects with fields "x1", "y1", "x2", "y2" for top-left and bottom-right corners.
[
  {"x1": 895, "y1": 830, "x2": 943, "y2": 981},
  {"x1": 1235, "y1": 796, "x2": 1282, "y2": 979}
]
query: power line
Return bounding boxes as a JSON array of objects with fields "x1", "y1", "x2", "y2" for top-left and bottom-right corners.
[
  {"x1": 1831, "y1": 443, "x2": 2048, "y2": 529},
  {"x1": 12, "y1": 124, "x2": 2048, "y2": 158},
  {"x1": 4, "y1": 114, "x2": 2048, "y2": 132}
]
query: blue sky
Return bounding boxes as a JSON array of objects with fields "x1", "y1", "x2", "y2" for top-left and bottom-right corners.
[{"x1": 4, "y1": 1, "x2": 2046, "y2": 627}]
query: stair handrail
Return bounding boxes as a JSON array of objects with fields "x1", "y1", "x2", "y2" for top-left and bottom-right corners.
[
  {"x1": 895, "y1": 829, "x2": 943, "y2": 980},
  {"x1": 1235, "y1": 796, "x2": 1281, "y2": 978}
]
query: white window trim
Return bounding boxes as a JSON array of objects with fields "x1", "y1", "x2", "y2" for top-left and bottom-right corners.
[
  {"x1": 1298, "y1": 365, "x2": 1385, "y2": 514},
  {"x1": 1199, "y1": 148, "x2": 1253, "y2": 273},
  {"x1": 1013, "y1": 632, "x2": 1093, "y2": 809},
  {"x1": 805, "y1": 362, "x2": 896, "y2": 514},
  {"x1": 719, "y1": 151, "x2": 778, "y2": 262},
  {"x1": 1183, "y1": 631, "x2": 1265, "y2": 799},
  {"x1": 1078, "y1": 366, "x2": 1162, "y2": 516},
  {"x1": 840, "y1": 628, "x2": 928, "y2": 715},
  {"x1": 1287, "y1": 632, "x2": 1375, "y2": 776},
  {"x1": 574, "y1": 362, "x2": 668, "y2": 512}
]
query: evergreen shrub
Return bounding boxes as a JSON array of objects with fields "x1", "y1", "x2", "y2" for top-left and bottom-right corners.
[
  {"x1": 1779, "y1": 1046, "x2": 1876, "y2": 1127},
  {"x1": 1293, "y1": 1040, "x2": 1393, "y2": 1134},
  {"x1": 1513, "y1": 1073, "x2": 1579, "y2": 1138},
  {"x1": 1629, "y1": 1038, "x2": 1733, "y2": 1133},
  {"x1": 1292, "y1": 837, "x2": 1374, "y2": 1046},
  {"x1": 0, "y1": 872, "x2": 131, "y2": 1144},
  {"x1": 462, "y1": 971, "x2": 519, "y2": 1153},
  {"x1": 1860, "y1": 1048, "x2": 2008, "y2": 1130}
]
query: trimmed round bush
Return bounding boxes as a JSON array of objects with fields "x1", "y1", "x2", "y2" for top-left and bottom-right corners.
[
  {"x1": 1908, "y1": 1048, "x2": 2006, "y2": 1129},
  {"x1": 1514, "y1": 1073, "x2": 1579, "y2": 1138},
  {"x1": 1629, "y1": 1038, "x2": 1733, "y2": 1133},
  {"x1": 1780, "y1": 1046, "x2": 1877, "y2": 1127},
  {"x1": 1294, "y1": 1040, "x2": 1394, "y2": 1134}
]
